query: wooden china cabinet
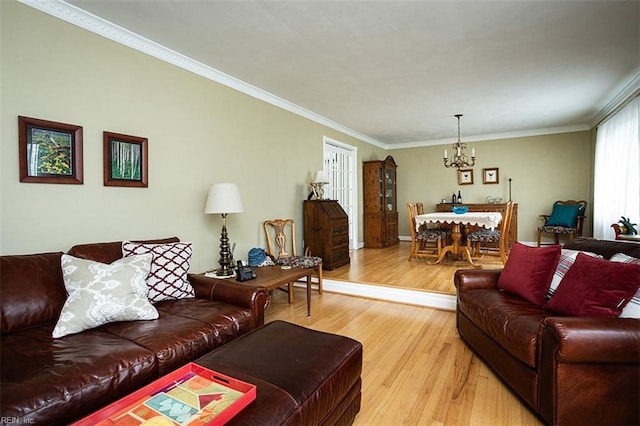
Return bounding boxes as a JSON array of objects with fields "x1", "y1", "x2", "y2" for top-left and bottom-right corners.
[{"x1": 363, "y1": 155, "x2": 399, "y2": 248}]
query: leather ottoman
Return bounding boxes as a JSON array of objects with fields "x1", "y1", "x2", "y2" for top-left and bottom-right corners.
[{"x1": 195, "y1": 320, "x2": 363, "y2": 425}]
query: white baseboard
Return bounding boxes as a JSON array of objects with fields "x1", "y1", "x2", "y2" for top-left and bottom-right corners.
[{"x1": 316, "y1": 279, "x2": 456, "y2": 311}]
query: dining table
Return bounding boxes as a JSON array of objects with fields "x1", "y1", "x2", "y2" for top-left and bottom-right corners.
[{"x1": 415, "y1": 211, "x2": 502, "y2": 267}]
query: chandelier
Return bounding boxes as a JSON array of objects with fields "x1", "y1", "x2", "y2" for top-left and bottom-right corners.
[{"x1": 443, "y1": 114, "x2": 475, "y2": 170}]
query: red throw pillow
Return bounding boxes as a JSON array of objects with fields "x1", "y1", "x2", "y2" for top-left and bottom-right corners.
[
  {"x1": 545, "y1": 253, "x2": 640, "y2": 317},
  {"x1": 497, "y1": 242, "x2": 561, "y2": 305}
]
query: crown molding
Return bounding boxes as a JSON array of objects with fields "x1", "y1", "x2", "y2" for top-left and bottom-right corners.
[
  {"x1": 388, "y1": 123, "x2": 591, "y2": 149},
  {"x1": 17, "y1": 0, "x2": 387, "y2": 149},
  {"x1": 589, "y1": 71, "x2": 640, "y2": 127},
  {"x1": 17, "y1": 0, "x2": 631, "y2": 152}
]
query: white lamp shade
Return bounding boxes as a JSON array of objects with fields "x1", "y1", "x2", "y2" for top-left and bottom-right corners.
[
  {"x1": 204, "y1": 183, "x2": 244, "y2": 214},
  {"x1": 313, "y1": 170, "x2": 328, "y2": 183}
]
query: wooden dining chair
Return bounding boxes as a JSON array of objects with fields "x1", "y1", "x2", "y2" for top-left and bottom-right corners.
[
  {"x1": 407, "y1": 202, "x2": 448, "y2": 261},
  {"x1": 417, "y1": 201, "x2": 451, "y2": 244},
  {"x1": 263, "y1": 218, "x2": 323, "y2": 302},
  {"x1": 466, "y1": 201, "x2": 514, "y2": 264}
]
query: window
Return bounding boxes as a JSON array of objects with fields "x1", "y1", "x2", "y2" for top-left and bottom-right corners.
[{"x1": 593, "y1": 96, "x2": 639, "y2": 239}]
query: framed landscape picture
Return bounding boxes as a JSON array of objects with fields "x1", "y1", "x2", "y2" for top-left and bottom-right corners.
[
  {"x1": 103, "y1": 132, "x2": 148, "y2": 187},
  {"x1": 18, "y1": 116, "x2": 83, "y2": 184},
  {"x1": 458, "y1": 169, "x2": 474, "y2": 185}
]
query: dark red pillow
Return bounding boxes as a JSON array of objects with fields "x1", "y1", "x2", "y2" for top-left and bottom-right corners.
[
  {"x1": 497, "y1": 242, "x2": 561, "y2": 305},
  {"x1": 545, "y1": 253, "x2": 640, "y2": 317}
]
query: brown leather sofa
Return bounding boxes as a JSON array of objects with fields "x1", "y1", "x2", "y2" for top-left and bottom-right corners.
[
  {"x1": 455, "y1": 237, "x2": 640, "y2": 425},
  {"x1": 0, "y1": 237, "x2": 268, "y2": 425}
]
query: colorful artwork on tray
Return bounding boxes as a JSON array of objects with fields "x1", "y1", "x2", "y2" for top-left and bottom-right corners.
[{"x1": 95, "y1": 372, "x2": 244, "y2": 426}]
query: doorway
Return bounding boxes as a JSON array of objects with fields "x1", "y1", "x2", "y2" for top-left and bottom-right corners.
[{"x1": 323, "y1": 136, "x2": 358, "y2": 249}]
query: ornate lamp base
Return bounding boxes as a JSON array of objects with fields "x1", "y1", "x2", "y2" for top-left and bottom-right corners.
[
  {"x1": 217, "y1": 213, "x2": 234, "y2": 276},
  {"x1": 309, "y1": 182, "x2": 328, "y2": 200}
]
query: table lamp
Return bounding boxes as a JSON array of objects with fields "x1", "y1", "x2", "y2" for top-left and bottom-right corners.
[
  {"x1": 310, "y1": 170, "x2": 329, "y2": 199},
  {"x1": 204, "y1": 183, "x2": 244, "y2": 276}
]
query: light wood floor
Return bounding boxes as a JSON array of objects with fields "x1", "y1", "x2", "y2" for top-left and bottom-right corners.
[
  {"x1": 265, "y1": 290, "x2": 542, "y2": 425},
  {"x1": 324, "y1": 241, "x2": 505, "y2": 295}
]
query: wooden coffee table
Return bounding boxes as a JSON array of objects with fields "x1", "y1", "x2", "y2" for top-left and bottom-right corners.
[{"x1": 206, "y1": 266, "x2": 313, "y2": 316}]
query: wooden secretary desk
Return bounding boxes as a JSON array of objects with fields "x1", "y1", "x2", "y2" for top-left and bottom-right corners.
[
  {"x1": 303, "y1": 200, "x2": 350, "y2": 271},
  {"x1": 436, "y1": 202, "x2": 519, "y2": 246}
]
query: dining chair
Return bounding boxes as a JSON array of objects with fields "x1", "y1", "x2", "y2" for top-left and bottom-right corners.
[
  {"x1": 417, "y1": 201, "x2": 452, "y2": 244},
  {"x1": 537, "y1": 200, "x2": 587, "y2": 246},
  {"x1": 466, "y1": 201, "x2": 514, "y2": 264},
  {"x1": 407, "y1": 202, "x2": 448, "y2": 261},
  {"x1": 263, "y1": 218, "x2": 323, "y2": 302}
]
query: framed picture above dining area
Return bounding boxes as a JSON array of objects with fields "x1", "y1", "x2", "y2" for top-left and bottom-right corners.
[
  {"x1": 458, "y1": 168, "x2": 473, "y2": 185},
  {"x1": 483, "y1": 167, "x2": 499, "y2": 184}
]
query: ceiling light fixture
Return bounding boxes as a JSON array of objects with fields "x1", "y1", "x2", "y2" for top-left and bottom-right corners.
[{"x1": 443, "y1": 114, "x2": 475, "y2": 171}]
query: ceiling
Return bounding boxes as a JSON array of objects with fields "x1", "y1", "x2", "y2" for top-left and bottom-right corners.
[{"x1": 51, "y1": 1, "x2": 640, "y2": 147}]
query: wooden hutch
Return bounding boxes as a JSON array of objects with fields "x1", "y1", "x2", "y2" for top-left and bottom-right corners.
[{"x1": 363, "y1": 155, "x2": 399, "y2": 248}]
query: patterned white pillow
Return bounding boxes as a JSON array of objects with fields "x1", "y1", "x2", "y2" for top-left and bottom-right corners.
[
  {"x1": 546, "y1": 249, "x2": 601, "y2": 300},
  {"x1": 610, "y1": 253, "x2": 640, "y2": 318},
  {"x1": 53, "y1": 254, "x2": 158, "y2": 338},
  {"x1": 122, "y1": 241, "x2": 194, "y2": 303}
]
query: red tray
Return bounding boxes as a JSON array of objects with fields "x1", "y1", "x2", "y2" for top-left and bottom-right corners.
[{"x1": 72, "y1": 363, "x2": 256, "y2": 426}]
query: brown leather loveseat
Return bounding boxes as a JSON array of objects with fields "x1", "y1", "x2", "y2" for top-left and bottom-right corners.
[
  {"x1": 0, "y1": 237, "x2": 268, "y2": 425},
  {"x1": 455, "y1": 237, "x2": 640, "y2": 425}
]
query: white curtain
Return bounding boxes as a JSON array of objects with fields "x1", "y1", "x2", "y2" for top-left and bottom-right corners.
[{"x1": 593, "y1": 96, "x2": 640, "y2": 239}]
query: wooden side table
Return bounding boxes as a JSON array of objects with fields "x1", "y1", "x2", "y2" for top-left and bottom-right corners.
[{"x1": 204, "y1": 265, "x2": 313, "y2": 316}]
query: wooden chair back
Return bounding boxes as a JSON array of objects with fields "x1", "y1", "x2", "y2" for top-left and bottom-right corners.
[
  {"x1": 467, "y1": 201, "x2": 514, "y2": 264},
  {"x1": 263, "y1": 218, "x2": 324, "y2": 301},
  {"x1": 406, "y1": 202, "x2": 418, "y2": 240},
  {"x1": 263, "y1": 218, "x2": 297, "y2": 259},
  {"x1": 499, "y1": 201, "x2": 515, "y2": 262},
  {"x1": 407, "y1": 202, "x2": 444, "y2": 260}
]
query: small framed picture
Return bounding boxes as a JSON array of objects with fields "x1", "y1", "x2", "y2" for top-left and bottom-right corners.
[
  {"x1": 18, "y1": 116, "x2": 83, "y2": 184},
  {"x1": 483, "y1": 167, "x2": 499, "y2": 184},
  {"x1": 458, "y1": 169, "x2": 474, "y2": 185},
  {"x1": 103, "y1": 131, "x2": 148, "y2": 187}
]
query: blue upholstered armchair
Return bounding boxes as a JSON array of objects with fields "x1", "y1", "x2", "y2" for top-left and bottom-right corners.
[{"x1": 537, "y1": 200, "x2": 587, "y2": 246}]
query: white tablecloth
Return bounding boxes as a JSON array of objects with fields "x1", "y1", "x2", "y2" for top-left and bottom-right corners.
[{"x1": 415, "y1": 212, "x2": 502, "y2": 231}]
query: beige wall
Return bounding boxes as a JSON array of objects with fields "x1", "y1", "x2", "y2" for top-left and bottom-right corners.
[
  {"x1": 0, "y1": 1, "x2": 384, "y2": 271},
  {"x1": 391, "y1": 130, "x2": 593, "y2": 242},
  {"x1": 1, "y1": 1, "x2": 593, "y2": 272}
]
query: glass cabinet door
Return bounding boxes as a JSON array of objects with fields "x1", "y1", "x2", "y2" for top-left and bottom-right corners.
[
  {"x1": 384, "y1": 168, "x2": 396, "y2": 211},
  {"x1": 378, "y1": 169, "x2": 384, "y2": 210}
]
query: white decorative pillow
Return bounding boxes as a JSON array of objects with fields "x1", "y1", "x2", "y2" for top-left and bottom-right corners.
[
  {"x1": 610, "y1": 253, "x2": 640, "y2": 318},
  {"x1": 546, "y1": 249, "x2": 601, "y2": 300},
  {"x1": 122, "y1": 241, "x2": 194, "y2": 303},
  {"x1": 53, "y1": 254, "x2": 158, "y2": 338}
]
